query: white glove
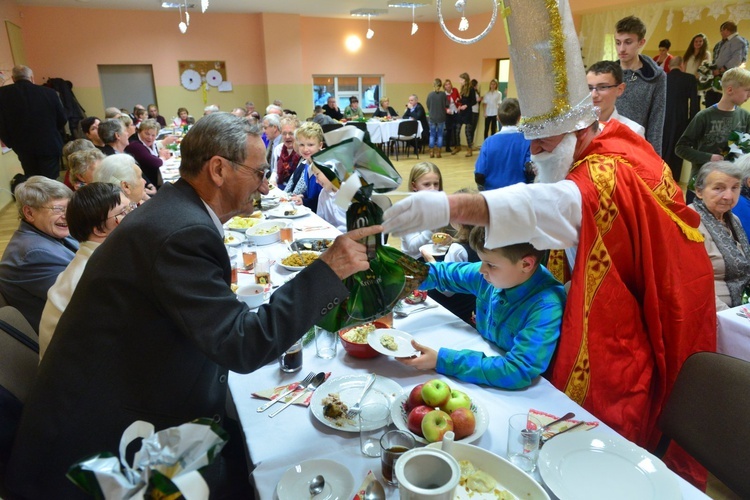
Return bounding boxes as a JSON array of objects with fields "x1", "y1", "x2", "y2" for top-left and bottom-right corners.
[{"x1": 382, "y1": 191, "x2": 450, "y2": 237}]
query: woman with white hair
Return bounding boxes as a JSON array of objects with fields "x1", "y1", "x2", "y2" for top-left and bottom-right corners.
[
  {"x1": 0, "y1": 176, "x2": 78, "y2": 329},
  {"x1": 94, "y1": 154, "x2": 147, "y2": 205}
]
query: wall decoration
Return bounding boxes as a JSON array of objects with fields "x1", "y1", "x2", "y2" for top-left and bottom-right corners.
[
  {"x1": 681, "y1": 5, "x2": 703, "y2": 23},
  {"x1": 177, "y1": 61, "x2": 228, "y2": 104},
  {"x1": 707, "y1": 1, "x2": 726, "y2": 20}
]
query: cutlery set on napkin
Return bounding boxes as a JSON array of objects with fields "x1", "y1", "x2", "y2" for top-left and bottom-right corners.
[{"x1": 253, "y1": 371, "x2": 329, "y2": 418}]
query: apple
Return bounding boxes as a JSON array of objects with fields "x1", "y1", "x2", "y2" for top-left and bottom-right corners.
[
  {"x1": 443, "y1": 390, "x2": 472, "y2": 414},
  {"x1": 407, "y1": 405, "x2": 432, "y2": 436},
  {"x1": 406, "y1": 383, "x2": 425, "y2": 412},
  {"x1": 421, "y1": 409, "x2": 454, "y2": 443},
  {"x1": 421, "y1": 379, "x2": 451, "y2": 408},
  {"x1": 450, "y1": 407, "x2": 476, "y2": 439}
]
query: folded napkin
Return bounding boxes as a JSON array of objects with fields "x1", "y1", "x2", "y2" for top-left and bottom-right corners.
[
  {"x1": 530, "y1": 408, "x2": 598, "y2": 439},
  {"x1": 251, "y1": 372, "x2": 331, "y2": 407},
  {"x1": 352, "y1": 470, "x2": 377, "y2": 500}
]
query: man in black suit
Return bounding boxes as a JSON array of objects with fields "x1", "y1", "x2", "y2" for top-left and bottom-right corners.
[
  {"x1": 662, "y1": 56, "x2": 699, "y2": 182},
  {"x1": 322, "y1": 95, "x2": 343, "y2": 120},
  {"x1": 402, "y1": 94, "x2": 430, "y2": 154},
  {"x1": 0, "y1": 66, "x2": 67, "y2": 180},
  {"x1": 5, "y1": 113, "x2": 380, "y2": 498}
]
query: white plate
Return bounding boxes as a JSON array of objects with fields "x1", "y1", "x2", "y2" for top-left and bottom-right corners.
[
  {"x1": 222, "y1": 231, "x2": 245, "y2": 246},
  {"x1": 276, "y1": 459, "x2": 354, "y2": 500},
  {"x1": 266, "y1": 205, "x2": 312, "y2": 219},
  {"x1": 277, "y1": 251, "x2": 321, "y2": 271},
  {"x1": 426, "y1": 441, "x2": 550, "y2": 500},
  {"x1": 538, "y1": 431, "x2": 680, "y2": 500},
  {"x1": 310, "y1": 374, "x2": 404, "y2": 432},
  {"x1": 390, "y1": 393, "x2": 489, "y2": 445},
  {"x1": 419, "y1": 243, "x2": 447, "y2": 257},
  {"x1": 367, "y1": 328, "x2": 417, "y2": 357}
]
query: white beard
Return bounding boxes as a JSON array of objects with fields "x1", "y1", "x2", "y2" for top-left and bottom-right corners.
[{"x1": 531, "y1": 133, "x2": 577, "y2": 184}]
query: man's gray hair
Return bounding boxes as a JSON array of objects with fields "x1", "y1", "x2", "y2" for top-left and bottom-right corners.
[
  {"x1": 11, "y1": 65, "x2": 32, "y2": 82},
  {"x1": 263, "y1": 114, "x2": 281, "y2": 130},
  {"x1": 695, "y1": 160, "x2": 745, "y2": 191},
  {"x1": 104, "y1": 107, "x2": 122, "y2": 119},
  {"x1": 179, "y1": 112, "x2": 261, "y2": 179},
  {"x1": 69, "y1": 149, "x2": 105, "y2": 181},
  {"x1": 98, "y1": 119, "x2": 124, "y2": 144},
  {"x1": 137, "y1": 118, "x2": 160, "y2": 133},
  {"x1": 15, "y1": 176, "x2": 73, "y2": 219},
  {"x1": 266, "y1": 104, "x2": 283, "y2": 115},
  {"x1": 95, "y1": 154, "x2": 139, "y2": 187},
  {"x1": 245, "y1": 101, "x2": 254, "y2": 107},
  {"x1": 204, "y1": 104, "x2": 220, "y2": 114},
  {"x1": 735, "y1": 154, "x2": 750, "y2": 186}
]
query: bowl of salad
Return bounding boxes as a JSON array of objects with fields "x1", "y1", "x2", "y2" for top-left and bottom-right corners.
[{"x1": 338, "y1": 321, "x2": 389, "y2": 358}]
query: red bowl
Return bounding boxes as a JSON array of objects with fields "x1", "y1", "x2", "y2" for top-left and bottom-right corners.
[{"x1": 338, "y1": 321, "x2": 388, "y2": 359}]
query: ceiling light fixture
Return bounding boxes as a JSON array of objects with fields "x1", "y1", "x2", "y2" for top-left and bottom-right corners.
[
  {"x1": 201, "y1": 0, "x2": 208, "y2": 13},
  {"x1": 350, "y1": 9, "x2": 387, "y2": 40},
  {"x1": 184, "y1": 0, "x2": 190, "y2": 25},
  {"x1": 456, "y1": 0, "x2": 468, "y2": 31},
  {"x1": 161, "y1": 2, "x2": 194, "y2": 8},
  {"x1": 178, "y1": 3, "x2": 187, "y2": 33},
  {"x1": 436, "y1": 0, "x2": 498, "y2": 44},
  {"x1": 411, "y1": 6, "x2": 418, "y2": 35},
  {"x1": 367, "y1": 15, "x2": 374, "y2": 39}
]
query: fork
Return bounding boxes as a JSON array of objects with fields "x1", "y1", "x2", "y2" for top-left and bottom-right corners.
[
  {"x1": 256, "y1": 371, "x2": 314, "y2": 413},
  {"x1": 346, "y1": 374, "x2": 377, "y2": 419}
]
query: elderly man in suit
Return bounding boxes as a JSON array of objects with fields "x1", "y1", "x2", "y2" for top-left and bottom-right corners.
[
  {"x1": 6, "y1": 112, "x2": 379, "y2": 498},
  {"x1": 0, "y1": 66, "x2": 67, "y2": 181}
]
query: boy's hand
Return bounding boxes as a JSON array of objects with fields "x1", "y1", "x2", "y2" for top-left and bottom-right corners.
[{"x1": 397, "y1": 340, "x2": 437, "y2": 370}]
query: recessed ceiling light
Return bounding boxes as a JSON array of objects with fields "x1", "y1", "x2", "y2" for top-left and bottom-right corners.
[
  {"x1": 161, "y1": 2, "x2": 195, "y2": 8},
  {"x1": 387, "y1": 1, "x2": 430, "y2": 7},
  {"x1": 350, "y1": 8, "x2": 388, "y2": 17}
]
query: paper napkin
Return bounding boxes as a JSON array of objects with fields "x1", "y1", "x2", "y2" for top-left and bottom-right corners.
[
  {"x1": 251, "y1": 372, "x2": 331, "y2": 407},
  {"x1": 530, "y1": 408, "x2": 598, "y2": 440}
]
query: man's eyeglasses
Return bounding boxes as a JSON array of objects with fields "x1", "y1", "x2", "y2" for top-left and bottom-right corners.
[
  {"x1": 107, "y1": 202, "x2": 137, "y2": 225},
  {"x1": 588, "y1": 84, "x2": 620, "y2": 93},
  {"x1": 42, "y1": 205, "x2": 67, "y2": 215},
  {"x1": 220, "y1": 157, "x2": 272, "y2": 180}
]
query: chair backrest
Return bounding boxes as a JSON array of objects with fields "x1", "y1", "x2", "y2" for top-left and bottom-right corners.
[
  {"x1": 0, "y1": 306, "x2": 39, "y2": 403},
  {"x1": 321, "y1": 123, "x2": 343, "y2": 134},
  {"x1": 658, "y1": 352, "x2": 750, "y2": 497},
  {"x1": 0, "y1": 290, "x2": 8, "y2": 308},
  {"x1": 397, "y1": 120, "x2": 418, "y2": 137}
]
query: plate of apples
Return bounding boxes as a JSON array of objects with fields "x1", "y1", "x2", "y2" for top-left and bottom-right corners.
[{"x1": 390, "y1": 379, "x2": 489, "y2": 445}]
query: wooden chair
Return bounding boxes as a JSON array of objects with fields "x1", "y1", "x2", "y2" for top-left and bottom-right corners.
[
  {"x1": 387, "y1": 120, "x2": 419, "y2": 161},
  {"x1": 656, "y1": 352, "x2": 750, "y2": 497}
]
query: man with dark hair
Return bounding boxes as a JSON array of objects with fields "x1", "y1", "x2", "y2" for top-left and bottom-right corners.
[
  {"x1": 614, "y1": 15, "x2": 666, "y2": 156},
  {"x1": 705, "y1": 21, "x2": 749, "y2": 107},
  {"x1": 663, "y1": 56, "x2": 700, "y2": 182},
  {"x1": 587, "y1": 60, "x2": 645, "y2": 137},
  {"x1": 474, "y1": 98, "x2": 531, "y2": 190},
  {"x1": 0, "y1": 65, "x2": 67, "y2": 181},
  {"x1": 6, "y1": 113, "x2": 380, "y2": 498}
]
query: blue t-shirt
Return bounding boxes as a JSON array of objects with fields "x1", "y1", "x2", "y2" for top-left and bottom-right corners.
[
  {"x1": 419, "y1": 261, "x2": 565, "y2": 389},
  {"x1": 474, "y1": 126, "x2": 531, "y2": 190}
]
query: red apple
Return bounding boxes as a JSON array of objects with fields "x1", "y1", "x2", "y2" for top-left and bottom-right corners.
[
  {"x1": 443, "y1": 390, "x2": 472, "y2": 414},
  {"x1": 407, "y1": 405, "x2": 432, "y2": 436},
  {"x1": 450, "y1": 407, "x2": 476, "y2": 439},
  {"x1": 405, "y1": 383, "x2": 425, "y2": 412},
  {"x1": 421, "y1": 409, "x2": 454, "y2": 443},
  {"x1": 421, "y1": 379, "x2": 451, "y2": 408}
]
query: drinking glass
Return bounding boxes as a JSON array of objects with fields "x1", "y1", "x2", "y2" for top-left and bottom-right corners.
[
  {"x1": 278, "y1": 339, "x2": 303, "y2": 373},
  {"x1": 507, "y1": 413, "x2": 542, "y2": 473},
  {"x1": 314, "y1": 326, "x2": 337, "y2": 359},
  {"x1": 241, "y1": 241, "x2": 257, "y2": 271},
  {"x1": 359, "y1": 403, "x2": 390, "y2": 457},
  {"x1": 255, "y1": 258, "x2": 271, "y2": 288},
  {"x1": 379, "y1": 430, "x2": 416, "y2": 486}
]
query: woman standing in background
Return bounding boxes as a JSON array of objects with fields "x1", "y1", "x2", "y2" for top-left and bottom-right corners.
[
  {"x1": 443, "y1": 79, "x2": 461, "y2": 154},
  {"x1": 683, "y1": 33, "x2": 711, "y2": 79},
  {"x1": 483, "y1": 79, "x2": 502, "y2": 138},
  {"x1": 456, "y1": 73, "x2": 476, "y2": 157}
]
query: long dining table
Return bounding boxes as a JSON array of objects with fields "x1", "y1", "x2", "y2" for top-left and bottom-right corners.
[{"x1": 227, "y1": 212, "x2": 708, "y2": 499}]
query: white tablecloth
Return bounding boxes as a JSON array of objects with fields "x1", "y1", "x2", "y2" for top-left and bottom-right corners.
[
  {"x1": 717, "y1": 305, "x2": 750, "y2": 362},
  {"x1": 363, "y1": 119, "x2": 423, "y2": 144},
  {"x1": 228, "y1": 282, "x2": 708, "y2": 498}
]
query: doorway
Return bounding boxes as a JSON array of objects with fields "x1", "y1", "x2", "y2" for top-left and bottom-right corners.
[{"x1": 98, "y1": 64, "x2": 157, "y2": 112}]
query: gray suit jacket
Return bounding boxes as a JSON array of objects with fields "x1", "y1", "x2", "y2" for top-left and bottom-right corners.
[{"x1": 6, "y1": 179, "x2": 349, "y2": 498}]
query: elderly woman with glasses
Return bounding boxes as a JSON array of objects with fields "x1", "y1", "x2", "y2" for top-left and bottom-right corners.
[
  {"x1": 690, "y1": 160, "x2": 750, "y2": 311},
  {"x1": 124, "y1": 119, "x2": 172, "y2": 188},
  {"x1": 95, "y1": 154, "x2": 148, "y2": 206},
  {"x1": 270, "y1": 116, "x2": 301, "y2": 190},
  {"x1": 0, "y1": 176, "x2": 79, "y2": 330},
  {"x1": 38, "y1": 183, "x2": 131, "y2": 358}
]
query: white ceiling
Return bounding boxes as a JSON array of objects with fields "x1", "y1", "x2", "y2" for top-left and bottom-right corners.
[{"x1": 12, "y1": 0, "x2": 707, "y2": 23}]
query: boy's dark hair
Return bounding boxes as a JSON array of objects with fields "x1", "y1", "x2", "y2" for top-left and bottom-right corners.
[
  {"x1": 615, "y1": 16, "x2": 646, "y2": 40},
  {"x1": 66, "y1": 182, "x2": 123, "y2": 242},
  {"x1": 658, "y1": 39, "x2": 671, "y2": 50},
  {"x1": 468, "y1": 226, "x2": 546, "y2": 265},
  {"x1": 720, "y1": 21, "x2": 737, "y2": 34},
  {"x1": 498, "y1": 98, "x2": 521, "y2": 126},
  {"x1": 587, "y1": 60, "x2": 624, "y2": 85}
]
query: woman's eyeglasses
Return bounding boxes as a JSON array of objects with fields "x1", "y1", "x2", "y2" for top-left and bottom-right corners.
[{"x1": 107, "y1": 202, "x2": 137, "y2": 225}]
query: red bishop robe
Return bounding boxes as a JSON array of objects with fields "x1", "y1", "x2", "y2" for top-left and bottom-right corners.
[{"x1": 547, "y1": 120, "x2": 716, "y2": 487}]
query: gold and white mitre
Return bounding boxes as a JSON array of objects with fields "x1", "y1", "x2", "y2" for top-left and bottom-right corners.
[{"x1": 503, "y1": 0, "x2": 597, "y2": 139}]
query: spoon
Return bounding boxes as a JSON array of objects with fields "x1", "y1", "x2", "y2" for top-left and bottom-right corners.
[
  {"x1": 309, "y1": 474, "x2": 325, "y2": 497},
  {"x1": 363, "y1": 478, "x2": 386, "y2": 500},
  {"x1": 541, "y1": 411, "x2": 575, "y2": 431}
]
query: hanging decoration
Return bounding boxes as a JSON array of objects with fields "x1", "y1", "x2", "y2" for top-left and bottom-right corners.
[
  {"x1": 201, "y1": 0, "x2": 209, "y2": 13},
  {"x1": 728, "y1": 3, "x2": 750, "y2": 23},
  {"x1": 665, "y1": 9, "x2": 674, "y2": 32},
  {"x1": 707, "y1": 1, "x2": 726, "y2": 19},
  {"x1": 178, "y1": 61, "x2": 227, "y2": 104},
  {"x1": 681, "y1": 5, "x2": 703, "y2": 23},
  {"x1": 436, "y1": 0, "x2": 498, "y2": 44}
]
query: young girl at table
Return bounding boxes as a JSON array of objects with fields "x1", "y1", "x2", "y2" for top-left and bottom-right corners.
[
  {"x1": 400, "y1": 162, "x2": 444, "y2": 259},
  {"x1": 398, "y1": 227, "x2": 566, "y2": 390},
  {"x1": 421, "y1": 188, "x2": 481, "y2": 325},
  {"x1": 285, "y1": 122, "x2": 324, "y2": 212}
]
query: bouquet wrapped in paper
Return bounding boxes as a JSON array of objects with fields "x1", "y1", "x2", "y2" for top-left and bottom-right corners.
[
  {"x1": 67, "y1": 418, "x2": 228, "y2": 499},
  {"x1": 312, "y1": 127, "x2": 429, "y2": 332}
]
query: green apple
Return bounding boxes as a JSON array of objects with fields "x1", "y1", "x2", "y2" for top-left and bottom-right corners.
[
  {"x1": 443, "y1": 390, "x2": 472, "y2": 413},
  {"x1": 421, "y1": 409, "x2": 454, "y2": 443},
  {"x1": 421, "y1": 379, "x2": 451, "y2": 408}
]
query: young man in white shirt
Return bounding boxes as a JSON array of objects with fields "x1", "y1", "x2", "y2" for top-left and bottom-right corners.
[{"x1": 587, "y1": 60, "x2": 645, "y2": 137}]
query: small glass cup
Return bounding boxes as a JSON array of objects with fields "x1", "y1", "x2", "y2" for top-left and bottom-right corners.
[
  {"x1": 280, "y1": 225, "x2": 294, "y2": 244},
  {"x1": 279, "y1": 339, "x2": 303, "y2": 373},
  {"x1": 242, "y1": 241, "x2": 257, "y2": 271},
  {"x1": 380, "y1": 430, "x2": 416, "y2": 486},
  {"x1": 359, "y1": 403, "x2": 390, "y2": 457},
  {"x1": 507, "y1": 413, "x2": 542, "y2": 473},
  {"x1": 255, "y1": 257, "x2": 271, "y2": 288},
  {"x1": 314, "y1": 326, "x2": 337, "y2": 359}
]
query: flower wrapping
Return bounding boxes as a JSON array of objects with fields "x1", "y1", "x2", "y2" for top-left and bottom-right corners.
[{"x1": 67, "y1": 418, "x2": 228, "y2": 500}]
